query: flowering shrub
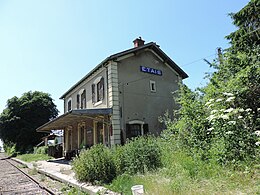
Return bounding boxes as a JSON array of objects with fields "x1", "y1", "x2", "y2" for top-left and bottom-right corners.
[
  {"x1": 162, "y1": 85, "x2": 259, "y2": 165},
  {"x1": 205, "y1": 93, "x2": 260, "y2": 163}
]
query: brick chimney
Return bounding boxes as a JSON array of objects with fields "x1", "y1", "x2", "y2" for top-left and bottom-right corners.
[{"x1": 133, "y1": 37, "x2": 145, "y2": 48}]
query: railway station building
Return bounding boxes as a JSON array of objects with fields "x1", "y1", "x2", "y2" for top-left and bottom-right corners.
[{"x1": 36, "y1": 37, "x2": 188, "y2": 158}]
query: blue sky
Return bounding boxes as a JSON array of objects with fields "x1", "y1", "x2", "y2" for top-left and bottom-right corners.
[{"x1": 0, "y1": 0, "x2": 249, "y2": 115}]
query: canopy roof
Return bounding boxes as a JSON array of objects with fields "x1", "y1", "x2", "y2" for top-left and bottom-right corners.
[{"x1": 36, "y1": 108, "x2": 112, "y2": 132}]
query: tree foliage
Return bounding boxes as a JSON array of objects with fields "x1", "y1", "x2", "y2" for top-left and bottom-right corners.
[
  {"x1": 0, "y1": 91, "x2": 59, "y2": 153},
  {"x1": 164, "y1": 0, "x2": 260, "y2": 165},
  {"x1": 226, "y1": 0, "x2": 259, "y2": 53}
]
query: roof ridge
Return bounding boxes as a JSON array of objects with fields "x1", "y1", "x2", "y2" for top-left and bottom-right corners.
[{"x1": 60, "y1": 41, "x2": 188, "y2": 99}]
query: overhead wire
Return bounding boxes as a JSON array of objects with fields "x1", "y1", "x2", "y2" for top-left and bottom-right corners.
[
  {"x1": 119, "y1": 27, "x2": 259, "y2": 88},
  {"x1": 180, "y1": 27, "x2": 260, "y2": 68}
]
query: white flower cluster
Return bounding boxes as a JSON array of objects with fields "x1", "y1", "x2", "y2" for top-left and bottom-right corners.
[
  {"x1": 205, "y1": 99, "x2": 214, "y2": 106},
  {"x1": 227, "y1": 121, "x2": 236, "y2": 125},
  {"x1": 226, "y1": 97, "x2": 235, "y2": 102},
  {"x1": 223, "y1": 92, "x2": 234, "y2": 96},
  {"x1": 206, "y1": 92, "x2": 236, "y2": 107},
  {"x1": 225, "y1": 108, "x2": 234, "y2": 113},
  {"x1": 226, "y1": 131, "x2": 233, "y2": 135},
  {"x1": 254, "y1": 131, "x2": 260, "y2": 137}
]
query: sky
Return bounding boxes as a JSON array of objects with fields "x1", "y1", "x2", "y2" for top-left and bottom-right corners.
[{"x1": 0, "y1": 0, "x2": 249, "y2": 117}]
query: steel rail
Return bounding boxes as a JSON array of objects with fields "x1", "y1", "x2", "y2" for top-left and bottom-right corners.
[{"x1": 3, "y1": 158, "x2": 56, "y2": 195}]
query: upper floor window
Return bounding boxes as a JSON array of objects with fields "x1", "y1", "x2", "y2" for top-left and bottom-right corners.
[
  {"x1": 67, "y1": 99, "x2": 72, "y2": 111},
  {"x1": 76, "y1": 89, "x2": 87, "y2": 109},
  {"x1": 97, "y1": 77, "x2": 104, "y2": 102},
  {"x1": 92, "y1": 77, "x2": 105, "y2": 104},
  {"x1": 150, "y1": 80, "x2": 156, "y2": 92}
]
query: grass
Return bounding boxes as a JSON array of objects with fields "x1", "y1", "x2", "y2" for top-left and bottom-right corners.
[
  {"x1": 28, "y1": 167, "x2": 38, "y2": 175},
  {"x1": 61, "y1": 185, "x2": 90, "y2": 195},
  {"x1": 108, "y1": 165, "x2": 260, "y2": 195},
  {"x1": 16, "y1": 153, "x2": 53, "y2": 162},
  {"x1": 107, "y1": 148, "x2": 260, "y2": 195}
]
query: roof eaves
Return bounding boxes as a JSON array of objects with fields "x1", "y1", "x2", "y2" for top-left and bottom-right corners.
[
  {"x1": 36, "y1": 110, "x2": 72, "y2": 132},
  {"x1": 59, "y1": 57, "x2": 110, "y2": 99},
  {"x1": 150, "y1": 45, "x2": 188, "y2": 79},
  {"x1": 59, "y1": 42, "x2": 188, "y2": 99},
  {"x1": 36, "y1": 108, "x2": 112, "y2": 132},
  {"x1": 59, "y1": 43, "x2": 156, "y2": 99}
]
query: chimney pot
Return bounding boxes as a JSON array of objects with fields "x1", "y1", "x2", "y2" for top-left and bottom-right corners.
[{"x1": 133, "y1": 37, "x2": 145, "y2": 48}]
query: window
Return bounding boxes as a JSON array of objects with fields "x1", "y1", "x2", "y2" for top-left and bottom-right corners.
[
  {"x1": 92, "y1": 77, "x2": 105, "y2": 104},
  {"x1": 77, "y1": 89, "x2": 86, "y2": 109},
  {"x1": 126, "y1": 124, "x2": 141, "y2": 139},
  {"x1": 97, "y1": 77, "x2": 104, "y2": 102},
  {"x1": 67, "y1": 100, "x2": 72, "y2": 111},
  {"x1": 126, "y1": 122, "x2": 149, "y2": 139},
  {"x1": 150, "y1": 80, "x2": 156, "y2": 92}
]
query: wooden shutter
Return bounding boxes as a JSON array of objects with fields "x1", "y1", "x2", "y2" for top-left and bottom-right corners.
[
  {"x1": 143, "y1": 124, "x2": 149, "y2": 135},
  {"x1": 100, "y1": 77, "x2": 104, "y2": 100},
  {"x1": 126, "y1": 124, "x2": 131, "y2": 139},
  {"x1": 76, "y1": 94, "x2": 80, "y2": 109},
  {"x1": 81, "y1": 90, "x2": 86, "y2": 109},
  {"x1": 68, "y1": 100, "x2": 71, "y2": 111},
  {"x1": 83, "y1": 90, "x2": 86, "y2": 108},
  {"x1": 92, "y1": 84, "x2": 96, "y2": 103}
]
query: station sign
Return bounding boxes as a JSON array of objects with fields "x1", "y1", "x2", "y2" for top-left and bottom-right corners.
[{"x1": 140, "y1": 66, "x2": 162, "y2": 76}]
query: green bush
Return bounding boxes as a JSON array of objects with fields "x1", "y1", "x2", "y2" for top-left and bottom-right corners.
[
  {"x1": 3, "y1": 142, "x2": 17, "y2": 156},
  {"x1": 34, "y1": 146, "x2": 48, "y2": 154},
  {"x1": 120, "y1": 136, "x2": 162, "y2": 174},
  {"x1": 111, "y1": 145, "x2": 126, "y2": 176},
  {"x1": 72, "y1": 137, "x2": 162, "y2": 184},
  {"x1": 72, "y1": 144, "x2": 116, "y2": 184}
]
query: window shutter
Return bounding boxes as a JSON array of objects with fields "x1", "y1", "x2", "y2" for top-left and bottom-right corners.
[
  {"x1": 81, "y1": 90, "x2": 86, "y2": 109},
  {"x1": 68, "y1": 100, "x2": 72, "y2": 111},
  {"x1": 92, "y1": 84, "x2": 96, "y2": 103},
  {"x1": 100, "y1": 77, "x2": 104, "y2": 100},
  {"x1": 83, "y1": 90, "x2": 86, "y2": 108},
  {"x1": 126, "y1": 124, "x2": 131, "y2": 139},
  {"x1": 76, "y1": 94, "x2": 80, "y2": 109},
  {"x1": 143, "y1": 124, "x2": 149, "y2": 135}
]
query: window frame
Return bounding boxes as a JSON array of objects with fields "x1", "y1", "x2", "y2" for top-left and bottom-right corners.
[
  {"x1": 92, "y1": 76, "x2": 105, "y2": 105},
  {"x1": 67, "y1": 98, "x2": 72, "y2": 112},
  {"x1": 150, "y1": 80, "x2": 156, "y2": 92}
]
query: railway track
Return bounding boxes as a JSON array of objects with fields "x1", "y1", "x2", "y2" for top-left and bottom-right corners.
[{"x1": 0, "y1": 154, "x2": 55, "y2": 195}]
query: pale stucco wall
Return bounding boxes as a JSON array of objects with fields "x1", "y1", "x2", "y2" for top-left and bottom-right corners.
[
  {"x1": 61, "y1": 48, "x2": 183, "y2": 146},
  {"x1": 118, "y1": 50, "x2": 181, "y2": 138},
  {"x1": 63, "y1": 67, "x2": 108, "y2": 113}
]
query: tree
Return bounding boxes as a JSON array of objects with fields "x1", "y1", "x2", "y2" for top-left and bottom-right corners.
[
  {"x1": 205, "y1": 0, "x2": 260, "y2": 135},
  {"x1": 0, "y1": 91, "x2": 59, "y2": 153},
  {"x1": 226, "y1": 0, "x2": 259, "y2": 53}
]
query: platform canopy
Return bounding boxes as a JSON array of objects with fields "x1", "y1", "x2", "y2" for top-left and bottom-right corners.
[{"x1": 36, "y1": 108, "x2": 112, "y2": 132}]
